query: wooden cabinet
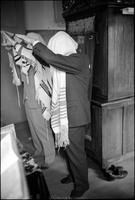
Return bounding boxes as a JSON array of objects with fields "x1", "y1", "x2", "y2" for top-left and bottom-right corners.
[
  {"x1": 85, "y1": 97, "x2": 134, "y2": 168},
  {"x1": 62, "y1": 0, "x2": 134, "y2": 168},
  {"x1": 93, "y1": 6, "x2": 134, "y2": 101}
]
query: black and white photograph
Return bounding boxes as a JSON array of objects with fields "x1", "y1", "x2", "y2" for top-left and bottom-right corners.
[{"x1": 1, "y1": 1, "x2": 134, "y2": 199}]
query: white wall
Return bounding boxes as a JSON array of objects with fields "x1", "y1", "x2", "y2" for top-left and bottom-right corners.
[{"x1": 24, "y1": 1, "x2": 66, "y2": 30}]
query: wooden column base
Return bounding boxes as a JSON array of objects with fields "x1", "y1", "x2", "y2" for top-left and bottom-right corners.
[{"x1": 85, "y1": 96, "x2": 134, "y2": 168}]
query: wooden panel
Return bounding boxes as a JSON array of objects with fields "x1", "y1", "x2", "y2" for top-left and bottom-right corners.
[
  {"x1": 123, "y1": 104, "x2": 134, "y2": 153},
  {"x1": 108, "y1": 8, "x2": 134, "y2": 100},
  {"x1": 92, "y1": 9, "x2": 108, "y2": 100},
  {"x1": 85, "y1": 97, "x2": 134, "y2": 168},
  {"x1": 92, "y1": 104, "x2": 102, "y2": 163},
  {"x1": 92, "y1": 7, "x2": 134, "y2": 101},
  {"x1": 102, "y1": 107, "x2": 123, "y2": 160}
]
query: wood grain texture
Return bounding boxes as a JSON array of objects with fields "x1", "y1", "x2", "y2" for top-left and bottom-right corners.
[
  {"x1": 85, "y1": 97, "x2": 134, "y2": 167},
  {"x1": 92, "y1": 7, "x2": 134, "y2": 101}
]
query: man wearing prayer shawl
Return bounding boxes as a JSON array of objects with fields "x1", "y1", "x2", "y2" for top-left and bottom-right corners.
[
  {"x1": 2, "y1": 31, "x2": 91, "y2": 198},
  {"x1": 1, "y1": 31, "x2": 55, "y2": 169}
]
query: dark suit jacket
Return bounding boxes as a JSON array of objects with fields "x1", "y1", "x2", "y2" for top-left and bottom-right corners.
[{"x1": 33, "y1": 42, "x2": 91, "y2": 127}]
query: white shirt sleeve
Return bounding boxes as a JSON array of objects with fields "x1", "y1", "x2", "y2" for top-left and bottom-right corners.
[{"x1": 33, "y1": 40, "x2": 40, "y2": 46}]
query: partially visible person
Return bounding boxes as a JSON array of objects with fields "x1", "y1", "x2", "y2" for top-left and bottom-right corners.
[
  {"x1": 1, "y1": 31, "x2": 55, "y2": 169},
  {"x1": 2, "y1": 31, "x2": 91, "y2": 198}
]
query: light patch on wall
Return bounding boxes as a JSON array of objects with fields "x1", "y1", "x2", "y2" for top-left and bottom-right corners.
[
  {"x1": 53, "y1": 1, "x2": 64, "y2": 23},
  {"x1": 24, "y1": 1, "x2": 65, "y2": 30}
]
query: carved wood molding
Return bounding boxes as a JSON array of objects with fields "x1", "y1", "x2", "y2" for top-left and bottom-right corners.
[
  {"x1": 62, "y1": 0, "x2": 96, "y2": 17},
  {"x1": 67, "y1": 16, "x2": 95, "y2": 35},
  {"x1": 62, "y1": 0, "x2": 134, "y2": 18}
]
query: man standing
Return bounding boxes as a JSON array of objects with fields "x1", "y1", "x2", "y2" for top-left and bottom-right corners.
[
  {"x1": 2, "y1": 31, "x2": 91, "y2": 198},
  {"x1": 1, "y1": 31, "x2": 55, "y2": 169}
]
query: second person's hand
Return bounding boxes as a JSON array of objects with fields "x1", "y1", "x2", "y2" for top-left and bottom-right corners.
[{"x1": 16, "y1": 34, "x2": 36, "y2": 45}]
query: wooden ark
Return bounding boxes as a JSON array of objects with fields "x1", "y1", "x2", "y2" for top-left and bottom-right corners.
[{"x1": 62, "y1": 0, "x2": 134, "y2": 168}]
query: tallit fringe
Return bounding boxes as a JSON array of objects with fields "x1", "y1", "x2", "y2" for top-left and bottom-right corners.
[{"x1": 55, "y1": 124, "x2": 69, "y2": 150}]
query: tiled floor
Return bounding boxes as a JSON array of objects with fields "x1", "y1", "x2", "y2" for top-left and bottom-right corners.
[
  {"x1": 15, "y1": 121, "x2": 134, "y2": 199},
  {"x1": 43, "y1": 153, "x2": 134, "y2": 199}
]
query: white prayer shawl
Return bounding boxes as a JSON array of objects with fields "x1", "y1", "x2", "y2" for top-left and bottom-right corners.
[
  {"x1": 7, "y1": 51, "x2": 22, "y2": 107},
  {"x1": 8, "y1": 51, "x2": 21, "y2": 86},
  {"x1": 47, "y1": 31, "x2": 78, "y2": 149}
]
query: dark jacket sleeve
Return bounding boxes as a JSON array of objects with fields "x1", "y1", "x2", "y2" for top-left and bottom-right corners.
[{"x1": 33, "y1": 42, "x2": 87, "y2": 74}]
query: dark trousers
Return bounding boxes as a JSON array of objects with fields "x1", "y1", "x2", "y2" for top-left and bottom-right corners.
[{"x1": 64, "y1": 125, "x2": 89, "y2": 191}]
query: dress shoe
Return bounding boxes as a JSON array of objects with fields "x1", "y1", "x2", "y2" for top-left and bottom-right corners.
[
  {"x1": 70, "y1": 186, "x2": 89, "y2": 198},
  {"x1": 108, "y1": 165, "x2": 124, "y2": 172},
  {"x1": 60, "y1": 174, "x2": 74, "y2": 184},
  {"x1": 103, "y1": 168, "x2": 128, "y2": 181},
  {"x1": 110, "y1": 170, "x2": 128, "y2": 179}
]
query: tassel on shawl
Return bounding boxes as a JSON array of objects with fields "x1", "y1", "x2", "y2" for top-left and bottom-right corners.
[{"x1": 7, "y1": 51, "x2": 21, "y2": 108}]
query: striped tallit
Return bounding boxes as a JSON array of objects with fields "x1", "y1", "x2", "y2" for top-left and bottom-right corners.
[
  {"x1": 47, "y1": 31, "x2": 78, "y2": 148},
  {"x1": 14, "y1": 43, "x2": 52, "y2": 121},
  {"x1": 3, "y1": 32, "x2": 52, "y2": 121}
]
